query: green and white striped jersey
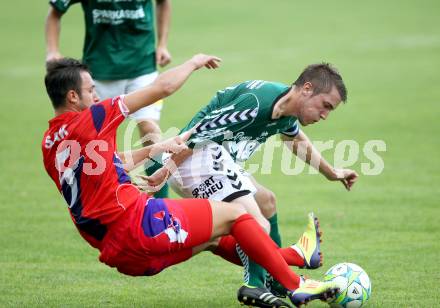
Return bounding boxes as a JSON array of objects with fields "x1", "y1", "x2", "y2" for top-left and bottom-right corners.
[{"x1": 182, "y1": 80, "x2": 300, "y2": 162}]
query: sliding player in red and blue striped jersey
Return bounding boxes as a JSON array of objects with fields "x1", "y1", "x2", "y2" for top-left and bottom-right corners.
[{"x1": 41, "y1": 56, "x2": 339, "y2": 307}]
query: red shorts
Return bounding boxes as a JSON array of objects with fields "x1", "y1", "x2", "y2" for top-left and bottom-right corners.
[{"x1": 99, "y1": 194, "x2": 212, "y2": 276}]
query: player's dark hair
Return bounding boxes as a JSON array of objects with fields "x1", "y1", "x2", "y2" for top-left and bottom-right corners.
[
  {"x1": 44, "y1": 58, "x2": 90, "y2": 109},
  {"x1": 294, "y1": 63, "x2": 347, "y2": 102}
]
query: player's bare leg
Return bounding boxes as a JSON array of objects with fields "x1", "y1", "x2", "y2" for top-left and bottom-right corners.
[
  {"x1": 252, "y1": 179, "x2": 277, "y2": 219},
  {"x1": 252, "y1": 177, "x2": 324, "y2": 269},
  {"x1": 252, "y1": 178, "x2": 290, "y2": 297},
  {"x1": 206, "y1": 200, "x2": 338, "y2": 307},
  {"x1": 227, "y1": 195, "x2": 290, "y2": 307},
  {"x1": 232, "y1": 195, "x2": 270, "y2": 233},
  {"x1": 251, "y1": 178, "x2": 283, "y2": 250},
  {"x1": 252, "y1": 177, "x2": 325, "y2": 300}
]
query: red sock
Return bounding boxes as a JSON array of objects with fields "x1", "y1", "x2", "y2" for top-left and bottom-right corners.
[
  {"x1": 230, "y1": 214, "x2": 300, "y2": 290},
  {"x1": 279, "y1": 247, "x2": 305, "y2": 267},
  {"x1": 214, "y1": 235, "x2": 305, "y2": 268},
  {"x1": 213, "y1": 236, "x2": 242, "y2": 266}
]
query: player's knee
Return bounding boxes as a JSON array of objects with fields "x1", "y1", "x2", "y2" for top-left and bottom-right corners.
[
  {"x1": 227, "y1": 202, "x2": 247, "y2": 219},
  {"x1": 213, "y1": 201, "x2": 247, "y2": 226},
  {"x1": 258, "y1": 189, "x2": 277, "y2": 218},
  {"x1": 257, "y1": 217, "x2": 270, "y2": 234},
  {"x1": 229, "y1": 203, "x2": 269, "y2": 233}
]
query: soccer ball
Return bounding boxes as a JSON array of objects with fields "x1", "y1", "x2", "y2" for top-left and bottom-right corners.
[{"x1": 324, "y1": 263, "x2": 371, "y2": 307}]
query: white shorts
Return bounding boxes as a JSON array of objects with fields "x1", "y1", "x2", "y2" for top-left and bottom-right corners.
[
  {"x1": 168, "y1": 144, "x2": 257, "y2": 202},
  {"x1": 94, "y1": 72, "x2": 163, "y2": 121}
]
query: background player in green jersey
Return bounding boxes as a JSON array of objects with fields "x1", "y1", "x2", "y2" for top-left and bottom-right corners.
[
  {"x1": 142, "y1": 63, "x2": 358, "y2": 307},
  {"x1": 45, "y1": 0, "x2": 172, "y2": 198}
]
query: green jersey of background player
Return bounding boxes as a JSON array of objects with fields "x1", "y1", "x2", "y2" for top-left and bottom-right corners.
[
  {"x1": 46, "y1": 0, "x2": 166, "y2": 80},
  {"x1": 145, "y1": 63, "x2": 359, "y2": 307}
]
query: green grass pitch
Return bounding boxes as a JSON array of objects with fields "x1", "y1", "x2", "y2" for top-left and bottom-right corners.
[{"x1": 1, "y1": 0, "x2": 439, "y2": 306}]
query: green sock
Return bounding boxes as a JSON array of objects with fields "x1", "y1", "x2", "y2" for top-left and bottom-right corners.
[
  {"x1": 247, "y1": 260, "x2": 267, "y2": 288},
  {"x1": 267, "y1": 213, "x2": 287, "y2": 295},
  {"x1": 237, "y1": 246, "x2": 266, "y2": 288},
  {"x1": 145, "y1": 156, "x2": 169, "y2": 198},
  {"x1": 268, "y1": 213, "x2": 282, "y2": 247}
]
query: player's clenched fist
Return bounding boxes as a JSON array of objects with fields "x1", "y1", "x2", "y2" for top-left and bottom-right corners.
[{"x1": 149, "y1": 135, "x2": 188, "y2": 158}]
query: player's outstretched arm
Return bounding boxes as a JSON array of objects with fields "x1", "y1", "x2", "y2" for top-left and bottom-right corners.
[
  {"x1": 45, "y1": 6, "x2": 63, "y2": 62},
  {"x1": 123, "y1": 54, "x2": 221, "y2": 115},
  {"x1": 281, "y1": 131, "x2": 358, "y2": 190}
]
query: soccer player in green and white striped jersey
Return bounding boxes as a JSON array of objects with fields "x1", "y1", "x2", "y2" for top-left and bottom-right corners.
[{"x1": 144, "y1": 63, "x2": 359, "y2": 307}]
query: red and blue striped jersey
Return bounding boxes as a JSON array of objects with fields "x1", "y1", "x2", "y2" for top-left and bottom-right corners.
[{"x1": 42, "y1": 97, "x2": 140, "y2": 248}]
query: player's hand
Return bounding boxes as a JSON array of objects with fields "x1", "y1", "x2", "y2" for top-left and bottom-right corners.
[
  {"x1": 190, "y1": 54, "x2": 222, "y2": 70},
  {"x1": 328, "y1": 168, "x2": 359, "y2": 191},
  {"x1": 135, "y1": 169, "x2": 169, "y2": 192},
  {"x1": 46, "y1": 51, "x2": 63, "y2": 63},
  {"x1": 149, "y1": 135, "x2": 189, "y2": 157},
  {"x1": 156, "y1": 45, "x2": 172, "y2": 67},
  {"x1": 135, "y1": 131, "x2": 195, "y2": 192}
]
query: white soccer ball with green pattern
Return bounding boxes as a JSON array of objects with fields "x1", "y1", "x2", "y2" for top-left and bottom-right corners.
[{"x1": 324, "y1": 263, "x2": 371, "y2": 307}]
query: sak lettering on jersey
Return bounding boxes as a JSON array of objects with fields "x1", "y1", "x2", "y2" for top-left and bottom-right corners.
[{"x1": 45, "y1": 124, "x2": 68, "y2": 149}]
